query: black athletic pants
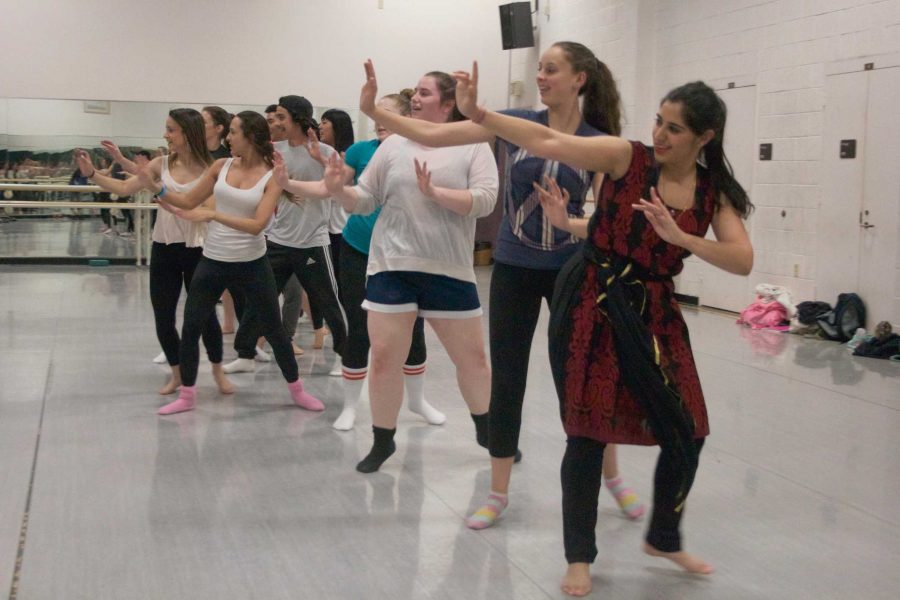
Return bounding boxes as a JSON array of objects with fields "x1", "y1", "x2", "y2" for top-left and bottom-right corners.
[
  {"x1": 180, "y1": 255, "x2": 298, "y2": 386},
  {"x1": 149, "y1": 242, "x2": 222, "y2": 366}
]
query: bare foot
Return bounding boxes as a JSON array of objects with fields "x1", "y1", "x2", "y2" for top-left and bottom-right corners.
[
  {"x1": 158, "y1": 376, "x2": 180, "y2": 395},
  {"x1": 643, "y1": 542, "x2": 714, "y2": 574},
  {"x1": 560, "y1": 563, "x2": 592, "y2": 597},
  {"x1": 292, "y1": 342, "x2": 304, "y2": 356},
  {"x1": 212, "y1": 365, "x2": 235, "y2": 395},
  {"x1": 221, "y1": 326, "x2": 235, "y2": 335},
  {"x1": 313, "y1": 327, "x2": 329, "y2": 349}
]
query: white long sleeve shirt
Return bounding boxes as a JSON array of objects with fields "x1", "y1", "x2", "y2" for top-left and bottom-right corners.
[{"x1": 353, "y1": 135, "x2": 498, "y2": 283}]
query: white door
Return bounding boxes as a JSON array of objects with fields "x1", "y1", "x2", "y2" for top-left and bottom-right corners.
[
  {"x1": 821, "y1": 66, "x2": 900, "y2": 329},
  {"x1": 859, "y1": 67, "x2": 900, "y2": 329},
  {"x1": 695, "y1": 85, "x2": 757, "y2": 312}
]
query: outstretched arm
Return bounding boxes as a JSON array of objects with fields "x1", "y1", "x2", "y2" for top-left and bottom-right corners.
[
  {"x1": 453, "y1": 61, "x2": 633, "y2": 178},
  {"x1": 322, "y1": 153, "x2": 361, "y2": 212},
  {"x1": 75, "y1": 149, "x2": 154, "y2": 196},
  {"x1": 145, "y1": 159, "x2": 222, "y2": 210},
  {"x1": 632, "y1": 188, "x2": 753, "y2": 275},
  {"x1": 359, "y1": 60, "x2": 494, "y2": 148},
  {"x1": 272, "y1": 150, "x2": 331, "y2": 200},
  {"x1": 172, "y1": 177, "x2": 282, "y2": 235},
  {"x1": 101, "y1": 140, "x2": 139, "y2": 175}
]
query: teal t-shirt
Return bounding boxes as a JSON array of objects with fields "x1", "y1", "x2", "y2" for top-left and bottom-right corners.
[{"x1": 341, "y1": 139, "x2": 382, "y2": 254}]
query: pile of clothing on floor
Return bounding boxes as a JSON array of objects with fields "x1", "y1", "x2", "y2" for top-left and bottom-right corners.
[
  {"x1": 738, "y1": 284, "x2": 899, "y2": 362},
  {"x1": 736, "y1": 284, "x2": 795, "y2": 331}
]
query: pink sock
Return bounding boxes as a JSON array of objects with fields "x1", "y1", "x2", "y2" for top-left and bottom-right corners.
[
  {"x1": 288, "y1": 379, "x2": 324, "y2": 411},
  {"x1": 158, "y1": 385, "x2": 197, "y2": 415}
]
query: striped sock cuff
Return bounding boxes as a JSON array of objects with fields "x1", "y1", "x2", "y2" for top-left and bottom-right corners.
[
  {"x1": 342, "y1": 366, "x2": 368, "y2": 381},
  {"x1": 403, "y1": 362, "x2": 426, "y2": 376}
]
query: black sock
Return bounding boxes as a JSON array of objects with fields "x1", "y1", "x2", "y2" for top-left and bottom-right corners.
[{"x1": 356, "y1": 426, "x2": 397, "y2": 473}]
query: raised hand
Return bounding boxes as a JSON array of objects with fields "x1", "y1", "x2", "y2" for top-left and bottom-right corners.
[
  {"x1": 452, "y1": 61, "x2": 480, "y2": 118},
  {"x1": 413, "y1": 158, "x2": 436, "y2": 198},
  {"x1": 632, "y1": 186, "x2": 687, "y2": 246},
  {"x1": 272, "y1": 150, "x2": 289, "y2": 188},
  {"x1": 323, "y1": 152, "x2": 346, "y2": 195},
  {"x1": 306, "y1": 127, "x2": 324, "y2": 164},
  {"x1": 100, "y1": 140, "x2": 125, "y2": 164},
  {"x1": 533, "y1": 176, "x2": 571, "y2": 231},
  {"x1": 73, "y1": 149, "x2": 95, "y2": 177},
  {"x1": 360, "y1": 59, "x2": 379, "y2": 117}
]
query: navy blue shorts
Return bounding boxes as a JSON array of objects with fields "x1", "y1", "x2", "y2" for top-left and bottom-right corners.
[{"x1": 363, "y1": 271, "x2": 482, "y2": 319}]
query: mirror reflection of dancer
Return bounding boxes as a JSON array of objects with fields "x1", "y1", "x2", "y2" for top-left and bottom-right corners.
[
  {"x1": 359, "y1": 45, "x2": 645, "y2": 531},
  {"x1": 323, "y1": 91, "x2": 445, "y2": 431},
  {"x1": 138, "y1": 111, "x2": 322, "y2": 415},
  {"x1": 75, "y1": 109, "x2": 233, "y2": 398},
  {"x1": 453, "y1": 64, "x2": 754, "y2": 596},
  {"x1": 275, "y1": 71, "x2": 498, "y2": 473},
  {"x1": 231, "y1": 96, "x2": 348, "y2": 372}
]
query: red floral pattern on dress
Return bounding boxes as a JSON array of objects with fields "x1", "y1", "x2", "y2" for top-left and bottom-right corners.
[{"x1": 561, "y1": 143, "x2": 716, "y2": 445}]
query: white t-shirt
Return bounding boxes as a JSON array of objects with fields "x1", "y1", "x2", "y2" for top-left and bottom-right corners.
[
  {"x1": 353, "y1": 135, "x2": 498, "y2": 283},
  {"x1": 266, "y1": 139, "x2": 334, "y2": 249}
]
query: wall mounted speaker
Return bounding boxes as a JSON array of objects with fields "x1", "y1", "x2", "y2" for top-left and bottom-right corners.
[{"x1": 499, "y1": 2, "x2": 534, "y2": 50}]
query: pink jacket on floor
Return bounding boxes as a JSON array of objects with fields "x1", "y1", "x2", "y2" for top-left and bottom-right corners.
[{"x1": 737, "y1": 299, "x2": 789, "y2": 329}]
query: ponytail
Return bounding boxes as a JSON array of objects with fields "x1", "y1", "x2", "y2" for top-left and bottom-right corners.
[{"x1": 553, "y1": 42, "x2": 622, "y2": 136}]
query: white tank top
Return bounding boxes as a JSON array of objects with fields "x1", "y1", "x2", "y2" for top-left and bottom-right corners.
[
  {"x1": 152, "y1": 158, "x2": 206, "y2": 247},
  {"x1": 203, "y1": 158, "x2": 273, "y2": 263}
]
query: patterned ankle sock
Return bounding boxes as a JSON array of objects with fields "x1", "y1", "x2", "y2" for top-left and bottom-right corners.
[
  {"x1": 466, "y1": 492, "x2": 509, "y2": 530},
  {"x1": 605, "y1": 476, "x2": 646, "y2": 519}
]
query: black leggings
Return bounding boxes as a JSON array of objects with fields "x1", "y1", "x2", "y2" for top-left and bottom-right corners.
[
  {"x1": 561, "y1": 436, "x2": 706, "y2": 563},
  {"x1": 235, "y1": 242, "x2": 347, "y2": 359},
  {"x1": 149, "y1": 242, "x2": 222, "y2": 366},
  {"x1": 180, "y1": 255, "x2": 298, "y2": 386},
  {"x1": 339, "y1": 240, "x2": 426, "y2": 369},
  {"x1": 488, "y1": 261, "x2": 558, "y2": 458}
]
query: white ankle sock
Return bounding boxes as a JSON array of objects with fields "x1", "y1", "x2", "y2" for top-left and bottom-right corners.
[
  {"x1": 223, "y1": 357, "x2": 255, "y2": 374},
  {"x1": 404, "y1": 363, "x2": 445, "y2": 425},
  {"x1": 334, "y1": 367, "x2": 367, "y2": 430}
]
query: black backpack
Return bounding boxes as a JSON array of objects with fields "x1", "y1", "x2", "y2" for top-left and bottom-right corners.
[{"x1": 817, "y1": 293, "x2": 866, "y2": 342}]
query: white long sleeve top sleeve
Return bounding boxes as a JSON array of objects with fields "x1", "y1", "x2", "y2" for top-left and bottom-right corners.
[{"x1": 352, "y1": 135, "x2": 498, "y2": 283}]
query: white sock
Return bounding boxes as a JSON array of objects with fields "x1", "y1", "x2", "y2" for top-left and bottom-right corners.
[
  {"x1": 329, "y1": 356, "x2": 342, "y2": 377},
  {"x1": 255, "y1": 346, "x2": 272, "y2": 362},
  {"x1": 404, "y1": 363, "x2": 445, "y2": 425},
  {"x1": 333, "y1": 367, "x2": 367, "y2": 431},
  {"x1": 152, "y1": 351, "x2": 167, "y2": 364},
  {"x1": 223, "y1": 357, "x2": 255, "y2": 374}
]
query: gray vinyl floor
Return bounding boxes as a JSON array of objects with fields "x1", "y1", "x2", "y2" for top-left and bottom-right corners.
[{"x1": 0, "y1": 263, "x2": 898, "y2": 600}]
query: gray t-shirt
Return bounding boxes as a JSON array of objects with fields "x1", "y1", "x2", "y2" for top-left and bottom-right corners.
[{"x1": 266, "y1": 139, "x2": 334, "y2": 248}]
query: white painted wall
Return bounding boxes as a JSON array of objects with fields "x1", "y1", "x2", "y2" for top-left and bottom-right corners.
[{"x1": 0, "y1": 0, "x2": 514, "y2": 110}]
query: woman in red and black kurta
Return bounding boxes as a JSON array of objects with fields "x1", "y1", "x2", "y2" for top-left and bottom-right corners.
[{"x1": 454, "y1": 73, "x2": 754, "y2": 597}]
